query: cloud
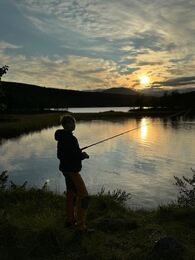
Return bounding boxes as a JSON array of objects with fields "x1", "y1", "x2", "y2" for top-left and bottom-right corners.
[
  {"x1": 0, "y1": 41, "x2": 22, "y2": 51},
  {"x1": 14, "y1": 1, "x2": 195, "y2": 45},
  {"x1": 137, "y1": 61, "x2": 164, "y2": 66},
  {"x1": 75, "y1": 68, "x2": 108, "y2": 74},
  {"x1": 26, "y1": 16, "x2": 50, "y2": 33},
  {"x1": 129, "y1": 31, "x2": 177, "y2": 52},
  {"x1": 15, "y1": 0, "x2": 195, "y2": 44},
  {"x1": 0, "y1": 46, "x2": 124, "y2": 89},
  {"x1": 1, "y1": 0, "x2": 194, "y2": 90},
  {"x1": 152, "y1": 76, "x2": 195, "y2": 88}
]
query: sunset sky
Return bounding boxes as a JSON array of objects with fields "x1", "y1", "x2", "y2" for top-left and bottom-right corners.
[{"x1": 0, "y1": 0, "x2": 195, "y2": 91}]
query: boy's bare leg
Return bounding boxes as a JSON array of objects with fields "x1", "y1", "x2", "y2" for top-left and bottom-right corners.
[
  {"x1": 66, "y1": 191, "x2": 76, "y2": 225},
  {"x1": 70, "y1": 173, "x2": 89, "y2": 231}
]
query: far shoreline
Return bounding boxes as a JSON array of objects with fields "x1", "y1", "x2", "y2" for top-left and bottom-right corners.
[
  {"x1": 0, "y1": 108, "x2": 194, "y2": 141},
  {"x1": 1, "y1": 106, "x2": 195, "y2": 116}
]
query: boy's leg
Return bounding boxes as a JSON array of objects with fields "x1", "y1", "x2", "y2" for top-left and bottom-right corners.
[
  {"x1": 66, "y1": 191, "x2": 76, "y2": 225},
  {"x1": 69, "y1": 173, "x2": 89, "y2": 231},
  {"x1": 64, "y1": 174, "x2": 77, "y2": 225}
]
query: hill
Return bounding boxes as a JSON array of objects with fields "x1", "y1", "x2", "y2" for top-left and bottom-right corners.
[
  {"x1": 139, "y1": 87, "x2": 195, "y2": 97},
  {"x1": 83, "y1": 87, "x2": 137, "y2": 95},
  {"x1": 0, "y1": 81, "x2": 141, "y2": 110},
  {"x1": 0, "y1": 81, "x2": 195, "y2": 111},
  {"x1": 102, "y1": 87, "x2": 137, "y2": 95}
]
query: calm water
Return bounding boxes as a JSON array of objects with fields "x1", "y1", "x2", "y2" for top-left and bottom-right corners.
[
  {"x1": 48, "y1": 106, "x2": 151, "y2": 113},
  {"x1": 1, "y1": 117, "x2": 195, "y2": 209},
  {"x1": 48, "y1": 106, "x2": 132, "y2": 113}
]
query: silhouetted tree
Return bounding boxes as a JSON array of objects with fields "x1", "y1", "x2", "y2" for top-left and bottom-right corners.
[
  {"x1": 0, "y1": 65, "x2": 9, "y2": 81},
  {"x1": 0, "y1": 65, "x2": 9, "y2": 111}
]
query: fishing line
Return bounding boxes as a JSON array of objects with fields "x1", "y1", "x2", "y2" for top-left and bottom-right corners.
[{"x1": 81, "y1": 109, "x2": 188, "y2": 151}]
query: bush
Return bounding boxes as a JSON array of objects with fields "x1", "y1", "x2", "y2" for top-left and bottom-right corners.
[
  {"x1": 98, "y1": 187, "x2": 131, "y2": 205},
  {"x1": 0, "y1": 171, "x2": 49, "y2": 191},
  {"x1": 174, "y1": 168, "x2": 195, "y2": 207},
  {"x1": 0, "y1": 171, "x2": 8, "y2": 189}
]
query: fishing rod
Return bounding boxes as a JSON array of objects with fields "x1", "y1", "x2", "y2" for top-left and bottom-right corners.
[{"x1": 81, "y1": 109, "x2": 187, "y2": 151}]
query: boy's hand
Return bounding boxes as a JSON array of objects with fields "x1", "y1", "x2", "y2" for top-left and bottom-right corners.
[{"x1": 82, "y1": 152, "x2": 89, "y2": 159}]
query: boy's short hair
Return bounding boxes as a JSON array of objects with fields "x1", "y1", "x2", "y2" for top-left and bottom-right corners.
[{"x1": 61, "y1": 114, "x2": 76, "y2": 129}]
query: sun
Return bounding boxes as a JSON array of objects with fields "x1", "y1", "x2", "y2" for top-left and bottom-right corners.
[{"x1": 139, "y1": 75, "x2": 150, "y2": 86}]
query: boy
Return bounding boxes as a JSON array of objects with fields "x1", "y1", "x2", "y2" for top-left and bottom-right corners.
[{"x1": 55, "y1": 114, "x2": 89, "y2": 232}]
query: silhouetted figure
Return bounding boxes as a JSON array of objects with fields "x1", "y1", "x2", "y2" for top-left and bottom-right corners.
[{"x1": 55, "y1": 115, "x2": 90, "y2": 232}]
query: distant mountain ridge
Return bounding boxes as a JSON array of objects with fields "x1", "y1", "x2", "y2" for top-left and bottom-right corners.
[
  {"x1": 1, "y1": 81, "x2": 195, "y2": 111},
  {"x1": 1, "y1": 81, "x2": 140, "y2": 110},
  {"x1": 139, "y1": 87, "x2": 195, "y2": 96},
  {"x1": 83, "y1": 87, "x2": 137, "y2": 95},
  {"x1": 86, "y1": 86, "x2": 195, "y2": 97},
  {"x1": 101, "y1": 87, "x2": 137, "y2": 95}
]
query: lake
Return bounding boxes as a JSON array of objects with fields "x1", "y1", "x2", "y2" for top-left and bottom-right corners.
[
  {"x1": 0, "y1": 116, "x2": 195, "y2": 209},
  {"x1": 48, "y1": 106, "x2": 131, "y2": 113},
  {"x1": 47, "y1": 106, "x2": 151, "y2": 113}
]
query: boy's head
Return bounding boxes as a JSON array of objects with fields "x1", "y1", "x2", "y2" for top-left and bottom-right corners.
[{"x1": 61, "y1": 115, "x2": 76, "y2": 132}]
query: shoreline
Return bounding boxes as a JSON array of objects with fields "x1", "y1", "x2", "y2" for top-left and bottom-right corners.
[{"x1": 0, "y1": 109, "x2": 194, "y2": 141}]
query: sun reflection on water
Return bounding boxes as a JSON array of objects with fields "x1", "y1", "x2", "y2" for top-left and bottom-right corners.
[{"x1": 140, "y1": 118, "x2": 148, "y2": 140}]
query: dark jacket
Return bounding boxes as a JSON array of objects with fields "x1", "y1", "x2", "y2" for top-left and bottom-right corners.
[{"x1": 55, "y1": 129, "x2": 85, "y2": 173}]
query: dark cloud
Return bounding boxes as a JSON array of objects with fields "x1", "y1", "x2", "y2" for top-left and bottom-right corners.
[
  {"x1": 152, "y1": 76, "x2": 195, "y2": 88},
  {"x1": 129, "y1": 31, "x2": 177, "y2": 52},
  {"x1": 166, "y1": 76, "x2": 195, "y2": 83},
  {"x1": 170, "y1": 54, "x2": 193, "y2": 64},
  {"x1": 137, "y1": 61, "x2": 163, "y2": 66}
]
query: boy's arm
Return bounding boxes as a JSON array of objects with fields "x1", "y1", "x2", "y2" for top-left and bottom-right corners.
[
  {"x1": 81, "y1": 151, "x2": 89, "y2": 160},
  {"x1": 72, "y1": 137, "x2": 89, "y2": 160},
  {"x1": 69, "y1": 136, "x2": 89, "y2": 160}
]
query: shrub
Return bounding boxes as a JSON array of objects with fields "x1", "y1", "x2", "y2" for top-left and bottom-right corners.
[
  {"x1": 98, "y1": 187, "x2": 131, "y2": 205},
  {"x1": 0, "y1": 171, "x2": 49, "y2": 191},
  {"x1": 174, "y1": 168, "x2": 195, "y2": 207},
  {"x1": 0, "y1": 171, "x2": 8, "y2": 190}
]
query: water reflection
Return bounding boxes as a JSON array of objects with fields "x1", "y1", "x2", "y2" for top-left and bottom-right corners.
[
  {"x1": 140, "y1": 118, "x2": 148, "y2": 140},
  {"x1": 0, "y1": 118, "x2": 195, "y2": 209}
]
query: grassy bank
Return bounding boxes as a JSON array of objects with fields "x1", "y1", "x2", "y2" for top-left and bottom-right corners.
[
  {"x1": 0, "y1": 184, "x2": 195, "y2": 260},
  {"x1": 0, "y1": 112, "x2": 64, "y2": 140},
  {"x1": 0, "y1": 109, "x2": 193, "y2": 140}
]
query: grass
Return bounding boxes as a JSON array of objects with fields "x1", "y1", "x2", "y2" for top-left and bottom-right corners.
[
  {"x1": 0, "y1": 112, "x2": 65, "y2": 140},
  {"x1": 1, "y1": 184, "x2": 195, "y2": 260}
]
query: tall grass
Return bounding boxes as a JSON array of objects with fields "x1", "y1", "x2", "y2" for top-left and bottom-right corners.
[{"x1": 0, "y1": 112, "x2": 64, "y2": 140}]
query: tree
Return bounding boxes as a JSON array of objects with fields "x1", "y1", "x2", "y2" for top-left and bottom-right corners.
[
  {"x1": 0, "y1": 65, "x2": 9, "y2": 111},
  {"x1": 0, "y1": 65, "x2": 9, "y2": 81}
]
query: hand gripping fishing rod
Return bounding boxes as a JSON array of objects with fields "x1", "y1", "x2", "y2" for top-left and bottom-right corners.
[{"x1": 81, "y1": 109, "x2": 187, "y2": 151}]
